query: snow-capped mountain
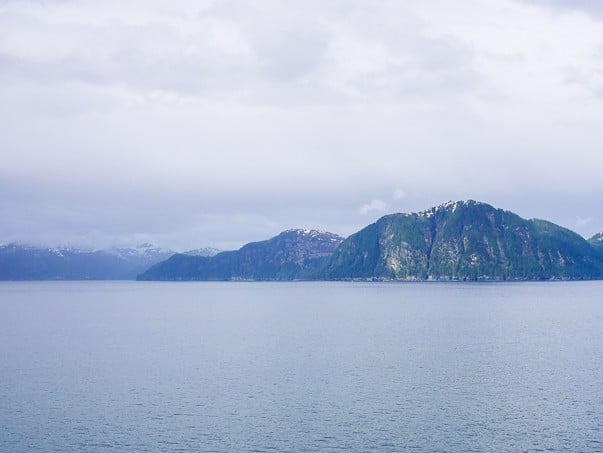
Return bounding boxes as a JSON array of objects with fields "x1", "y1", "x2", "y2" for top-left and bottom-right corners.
[
  {"x1": 108, "y1": 243, "x2": 176, "y2": 261},
  {"x1": 182, "y1": 247, "x2": 221, "y2": 257},
  {"x1": 0, "y1": 243, "x2": 176, "y2": 280},
  {"x1": 138, "y1": 229, "x2": 345, "y2": 281},
  {"x1": 589, "y1": 231, "x2": 603, "y2": 253},
  {"x1": 590, "y1": 232, "x2": 603, "y2": 243}
]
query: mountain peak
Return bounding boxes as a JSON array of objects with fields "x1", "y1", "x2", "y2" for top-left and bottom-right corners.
[
  {"x1": 280, "y1": 229, "x2": 344, "y2": 242},
  {"x1": 589, "y1": 232, "x2": 603, "y2": 248},
  {"x1": 415, "y1": 200, "x2": 491, "y2": 218},
  {"x1": 135, "y1": 242, "x2": 156, "y2": 249},
  {"x1": 138, "y1": 228, "x2": 345, "y2": 281},
  {"x1": 182, "y1": 247, "x2": 221, "y2": 257}
]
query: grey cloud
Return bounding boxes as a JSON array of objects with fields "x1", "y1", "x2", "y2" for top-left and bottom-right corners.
[
  {"x1": 524, "y1": 0, "x2": 603, "y2": 18},
  {"x1": 1, "y1": 0, "x2": 603, "y2": 249},
  {"x1": 0, "y1": 0, "x2": 481, "y2": 105},
  {"x1": 0, "y1": 21, "x2": 255, "y2": 96},
  {"x1": 562, "y1": 63, "x2": 603, "y2": 99},
  {"x1": 209, "y1": 1, "x2": 330, "y2": 83}
]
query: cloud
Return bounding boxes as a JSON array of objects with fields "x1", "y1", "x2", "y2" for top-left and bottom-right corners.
[
  {"x1": 523, "y1": 0, "x2": 603, "y2": 19},
  {"x1": 576, "y1": 216, "x2": 593, "y2": 227},
  {"x1": 0, "y1": 0, "x2": 480, "y2": 104},
  {"x1": 359, "y1": 200, "x2": 388, "y2": 216},
  {"x1": 1, "y1": 0, "x2": 603, "y2": 248},
  {"x1": 393, "y1": 189, "x2": 407, "y2": 200}
]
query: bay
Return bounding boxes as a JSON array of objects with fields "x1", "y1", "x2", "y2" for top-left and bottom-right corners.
[{"x1": 1, "y1": 281, "x2": 602, "y2": 451}]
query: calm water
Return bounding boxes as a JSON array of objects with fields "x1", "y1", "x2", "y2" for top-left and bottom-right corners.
[{"x1": 1, "y1": 281, "x2": 602, "y2": 451}]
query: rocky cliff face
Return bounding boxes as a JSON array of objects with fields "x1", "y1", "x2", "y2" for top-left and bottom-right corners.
[
  {"x1": 137, "y1": 229, "x2": 344, "y2": 281},
  {"x1": 318, "y1": 201, "x2": 603, "y2": 281}
]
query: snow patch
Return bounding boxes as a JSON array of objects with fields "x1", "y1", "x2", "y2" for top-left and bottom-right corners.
[
  {"x1": 284, "y1": 229, "x2": 343, "y2": 241},
  {"x1": 415, "y1": 200, "x2": 483, "y2": 217}
]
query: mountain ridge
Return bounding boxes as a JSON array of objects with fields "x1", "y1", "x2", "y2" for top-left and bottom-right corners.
[
  {"x1": 3, "y1": 201, "x2": 602, "y2": 281},
  {"x1": 137, "y1": 229, "x2": 344, "y2": 281},
  {"x1": 317, "y1": 200, "x2": 603, "y2": 281}
]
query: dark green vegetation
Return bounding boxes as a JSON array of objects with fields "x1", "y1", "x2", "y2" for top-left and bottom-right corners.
[
  {"x1": 318, "y1": 201, "x2": 603, "y2": 281},
  {"x1": 137, "y1": 230, "x2": 344, "y2": 281}
]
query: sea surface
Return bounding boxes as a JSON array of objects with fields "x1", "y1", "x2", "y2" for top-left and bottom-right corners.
[{"x1": 1, "y1": 281, "x2": 602, "y2": 451}]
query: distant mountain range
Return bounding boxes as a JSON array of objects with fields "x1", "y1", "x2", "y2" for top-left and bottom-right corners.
[
  {"x1": 3, "y1": 201, "x2": 603, "y2": 281},
  {"x1": 139, "y1": 201, "x2": 603, "y2": 282},
  {"x1": 137, "y1": 229, "x2": 344, "y2": 281},
  {"x1": 0, "y1": 243, "x2": 218, "y2": 280}
]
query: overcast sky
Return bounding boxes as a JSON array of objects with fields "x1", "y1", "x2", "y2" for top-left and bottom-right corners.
[{"x1": 1, "y1": 0, "x2": 603, "y2": 250}]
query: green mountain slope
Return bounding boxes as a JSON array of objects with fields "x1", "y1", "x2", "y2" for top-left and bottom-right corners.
[
  {"x1": 137, "y1": 229, "x2": 344, "y2": 281},
  {"x1": 317, "y1": 201, "x2": 603, "y2": 281}
]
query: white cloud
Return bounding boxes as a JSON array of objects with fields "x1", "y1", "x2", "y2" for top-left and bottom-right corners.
[
  {"x1": 576, "y1": 216, "x2": 593, "y2": 227},
  {"x1": 393, "y1": 189, "x2": 407, "y2": 200},
  {"x1": 359, "y1": 200, "x2": 388, "y2": 216}
]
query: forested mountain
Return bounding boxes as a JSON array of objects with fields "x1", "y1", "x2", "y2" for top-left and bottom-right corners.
[{"x1": 317, "y1": 201, "x2": 603, "y2": 281}]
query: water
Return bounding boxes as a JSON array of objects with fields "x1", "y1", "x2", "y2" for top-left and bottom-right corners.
[{"x1": 1, "y1": 281, "x2": 602, "y2": 451}]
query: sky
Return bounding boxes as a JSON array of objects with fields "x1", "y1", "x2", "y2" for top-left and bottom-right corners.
[{"x1": 1, "y1": 0, "x2": 603, "y2": 251}]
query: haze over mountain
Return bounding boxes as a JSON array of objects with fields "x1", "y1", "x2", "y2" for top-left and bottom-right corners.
[{"x1": 0, "y1": 243, "x2": 176, "y2": 280}]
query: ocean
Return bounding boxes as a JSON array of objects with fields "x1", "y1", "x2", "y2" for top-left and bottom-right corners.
[{"x1": 1, "y1": 281, "x2": 602, "y2": 451}]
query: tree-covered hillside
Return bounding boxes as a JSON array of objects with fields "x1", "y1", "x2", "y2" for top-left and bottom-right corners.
[{"x1": 317, "y1": 201, "x2": 603, "y2": 281}]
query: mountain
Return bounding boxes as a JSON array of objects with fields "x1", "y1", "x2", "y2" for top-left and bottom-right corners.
[
  {"x1": 0, "y1": 243, "x2": 175, "y2": 280},
  {"x1": 589, "y1": 232, "x2": 603, "y2": 252},
  {"x1": 317, "y1": 201, "x2": 603, "y2": 281},
  {"x1": 5, "y1": 202, "x2": 602, "y2": 282},
  {"x1": 137, "y1": 229, "x2": 344, "y2": 281},
  {"x1": 182, "y1": 247, "x2": 221, "y2": 257}
]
